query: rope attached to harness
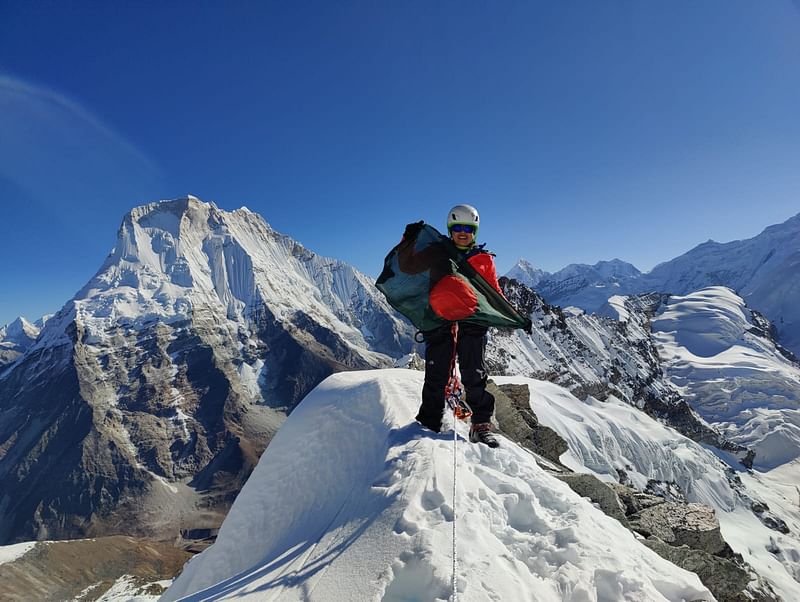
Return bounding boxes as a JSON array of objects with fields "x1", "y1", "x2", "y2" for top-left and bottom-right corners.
[
  {"x1": 445, "y1": 323, "x2": 472, "y2": 421},
  {"x1": 443, "y1": 323, "x2": 472, "y2": 602}
]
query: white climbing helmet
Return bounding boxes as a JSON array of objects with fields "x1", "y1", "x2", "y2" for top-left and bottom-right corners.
[{"x1": 447, "y1": 204, "x2": 480, "y2": 234}]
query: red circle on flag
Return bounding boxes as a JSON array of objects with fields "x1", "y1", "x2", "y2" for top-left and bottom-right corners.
[{"x1": 429, "y1": 275, "x2": 478, "y2": 321}]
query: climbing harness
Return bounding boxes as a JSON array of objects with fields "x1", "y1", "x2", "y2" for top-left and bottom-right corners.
[
  {"x1": 443, "y1": 322, "x2": 471, "y2": 602},
  {"x1": 444, "y1": 323, "x2": 473, "y2": 421}
]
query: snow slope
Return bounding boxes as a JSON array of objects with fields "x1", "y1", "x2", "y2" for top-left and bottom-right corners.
[
  {"x1": 736, "y1": 460, "x2": 800, "y2": 588},
  {"x1": 651, "y1": 287, "x2": 800, "y2": 470},
  {"x1": 493, "y1": 377, "x2": 736, "y2": 510},
  {"x1": 164, "y1": 370, "x2": 713, "y2": 602},
  {"x1": 493, "y1": 375, "x2": 800, "y2": 600},
  {"x1": 0, "y1": 541, "x2": 35, "y2": 567}
]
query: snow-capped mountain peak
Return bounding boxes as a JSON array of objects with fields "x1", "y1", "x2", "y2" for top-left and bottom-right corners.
[
  {"x1": 0, "y1": 317, "x2": 42, "y2": 368},
  {"x1": 508, "y1": 258, "x2": 643, "y2": 315},
  {"x1": 591, "y1": 258, "x2": 642, "y2": 279},
  {"x1": 543, "y1": 258, "x2": 642, "y2": 283},
  {"x1": 0, "y1": 317, "x2": 39, "y2": 347},
  {"x1": 32, "y1": 196, "x2": 412, "y2": 359},
  {"x1": 505, "y1": 258, "x2": 549, "y2": 288},
  {"x1": 79, "y1": 197, "x2": 271, "y2": 320},
  {"x1": 0, "y1": 196, "x2": 414, "y2": 547}
]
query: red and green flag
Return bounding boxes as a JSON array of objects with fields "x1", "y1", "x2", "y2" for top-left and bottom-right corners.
[{"x1": 376, "y1": 224, "x2": 532, "y2": 333}]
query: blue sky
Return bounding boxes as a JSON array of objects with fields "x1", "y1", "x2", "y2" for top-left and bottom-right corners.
[{"x1": 1, "y1": 1, "x2": 799, "y2": 326}]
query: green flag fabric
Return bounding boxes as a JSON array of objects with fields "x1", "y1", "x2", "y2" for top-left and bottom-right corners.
[{"x1": 376, "y1": 223, "x2": 532, "y2": 333}]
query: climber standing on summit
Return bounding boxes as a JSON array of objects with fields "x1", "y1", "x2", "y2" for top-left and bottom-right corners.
[
  {"x1": 376, "y1": 203, "x2": 531, "y2": 448},
  {"x1": 414, "y1": 205, "x2": 502, "y2": 448}
]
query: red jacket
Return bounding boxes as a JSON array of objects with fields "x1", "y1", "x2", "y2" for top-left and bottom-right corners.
[{"x1": 466, "y1": 250, "x2": 503, "y2": 295}]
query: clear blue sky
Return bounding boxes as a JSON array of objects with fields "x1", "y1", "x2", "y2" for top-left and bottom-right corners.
[{"x1": 2, "y1": 1, "x2": 799, "y2": 326}]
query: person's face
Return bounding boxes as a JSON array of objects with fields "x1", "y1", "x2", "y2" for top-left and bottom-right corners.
[{"x1": 450, "y1": 224, "x2": 476, "y2": 247}]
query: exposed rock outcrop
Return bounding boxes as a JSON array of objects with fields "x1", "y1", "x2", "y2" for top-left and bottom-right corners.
[
  {"x1": 643, "y1": 538, "x2": 778, "y2": 602},
  {"x1": 627, "y1": 500, "x2": 729, "y2": 555},
  {"x1": 490, "y1": 380, "x2": 568, "y2": 468}
]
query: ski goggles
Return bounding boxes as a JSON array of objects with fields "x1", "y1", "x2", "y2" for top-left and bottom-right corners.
[{"x1": 450, "y1": 224, "x2": 476, "y2": 234}]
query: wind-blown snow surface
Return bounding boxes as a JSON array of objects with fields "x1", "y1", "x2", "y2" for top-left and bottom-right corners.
[
  {"x1": 650, "y1": 287, "x2": 800, "y2": 470},
  {"x1": 164, "y1": 370, "x2": 713, "y2": 602}
]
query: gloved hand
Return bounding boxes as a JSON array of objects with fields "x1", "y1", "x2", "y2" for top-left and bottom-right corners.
[
  {"x1": 403, "y1": 221, "x2": 425, "y2": 240},
  {"x1": 523, "y1": 319, "x2": 533, "y2": 335}
]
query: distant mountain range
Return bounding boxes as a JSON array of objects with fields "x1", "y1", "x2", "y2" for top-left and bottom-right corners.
[{"x1": 506, "y1": 212, "x2": 800, "y2": 355}]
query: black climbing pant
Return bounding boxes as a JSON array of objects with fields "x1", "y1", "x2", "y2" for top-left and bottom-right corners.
[{"x1": 416, "y1": 322, "x2": 494, "y2": 432}]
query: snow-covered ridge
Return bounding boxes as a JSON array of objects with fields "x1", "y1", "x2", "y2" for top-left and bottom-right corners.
[
  {"x1": 651, "y1": 286, "x2": 800, "y2": 470},
  {"x1": 163, "y1": 370, "x2": 714, "y2": 602},
  {"x1": 644, "y1": 213, "x2": 800, "y2": 355}
]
